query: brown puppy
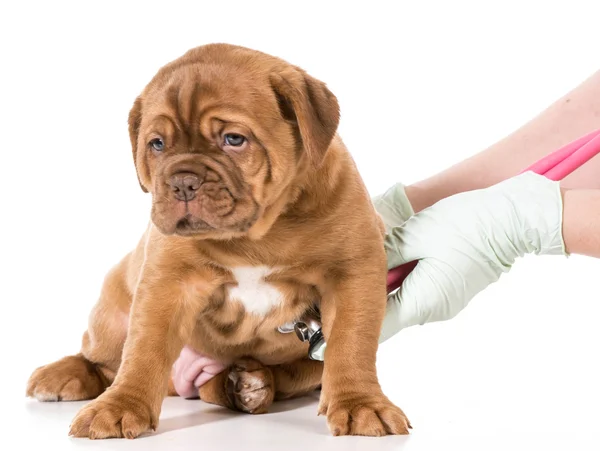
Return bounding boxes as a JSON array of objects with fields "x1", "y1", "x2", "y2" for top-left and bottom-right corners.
[{"x1": 26, "y1": 43, "x2": 410, "y2": 438}]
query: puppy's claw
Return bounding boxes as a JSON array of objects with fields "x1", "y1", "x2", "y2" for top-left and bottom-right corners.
[
  {"x1": 68, "y1": 392, "x2": 154, "y2": 439},
  {"x1": 226, "y1": 358, "x2": 274, "y2": 414},
  {"x1": 324, "y1": 394, "x2": 411, "y2": 437},
  {"x1": 26, "y1": 355, "x2": 105, "y2": 403}
]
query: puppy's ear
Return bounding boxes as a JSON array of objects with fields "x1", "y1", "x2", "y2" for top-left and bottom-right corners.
[
  {"x1": 270, "y1": 68, "x2": 340, "y2": 166},
  {"x1": 128, "y1": 96, "x2": 148, "y2": 193}
]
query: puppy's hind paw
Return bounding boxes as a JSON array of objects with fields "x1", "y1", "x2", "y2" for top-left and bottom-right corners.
[{"x1": 26, "y1": 355, "x2": 106, "y2": 402}]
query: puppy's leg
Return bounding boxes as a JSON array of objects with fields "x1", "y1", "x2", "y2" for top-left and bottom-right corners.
[
  {"x1": 318, "y1": 252, "x2": 411, "y2": 436},
  {"x1": 68, "y1": 263, "x2": 217, "y2": 440},
  {"x1": 26, "y1": 259, "x2": 131, "y2": 402},
  {"x1": 199, "y1": 358, "x2": 323, "y2": 414},
  {"x1": 272, "y1": 359, "x2": 323, "y2": 400}
]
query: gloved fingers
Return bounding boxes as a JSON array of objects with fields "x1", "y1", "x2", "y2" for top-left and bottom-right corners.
[
  {"x1": 384, "y1": 215, "x2": 433, "y2": 269},
  {"x1": 372, "y1": 181, "x2": 415, "y2": 234},
  {"x1": 379, "y1": 258, "x2": 466, "y2": 343}
]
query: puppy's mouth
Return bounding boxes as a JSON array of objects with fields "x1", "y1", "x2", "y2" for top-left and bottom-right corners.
[
  {"x1": 150, "y1": 158, "x2": 261, "y2": 237},
  {"x1": 174, "y1": 214, "x2": 214, "y2": 235},
  {"x1": 152, "y1": 189, "x2": 260, "y2": 237}
]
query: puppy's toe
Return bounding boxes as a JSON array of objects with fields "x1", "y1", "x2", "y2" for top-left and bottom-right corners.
[
  {"x1": 69, "y1": 392, "x2": 155, "y2": 439},
  {"x1": 227, "y1": 358, "x2": 274, "y2": 414},
  {"x1": 26, "y1": 355, "x2": 106, "y2": 402},
  {"x1": 326, "y1": 393, "x2": 411, "y2": 436}
]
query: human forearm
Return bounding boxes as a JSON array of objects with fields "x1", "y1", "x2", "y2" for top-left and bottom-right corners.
[
  {"x1": 405, "y1": 70, "x2": 600, "y2": 213},
  {"x1": 562, "y1": 188, "x2": 600, "y2": 258}
]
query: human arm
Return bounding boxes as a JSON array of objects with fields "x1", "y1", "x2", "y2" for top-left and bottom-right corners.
[
  {"x1": 377, "y1": 171, "x2": 600, "y2": 342},
  {"x1": 406, "y1": 70, "x2": 600, "y2": 213},
  {"x1": 561, "y1": 188, "x2": 600, "y2": 258}
]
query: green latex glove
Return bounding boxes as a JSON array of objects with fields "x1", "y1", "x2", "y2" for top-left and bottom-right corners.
[
  {"x1": 373, "y1": 172, "x2": 568, "y2": 343},
  {"x1": 371, "y1": 181, "x2": 415, "y2": 235}
]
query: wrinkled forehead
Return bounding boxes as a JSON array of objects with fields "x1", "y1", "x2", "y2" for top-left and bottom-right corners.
[{"x1": 141, "y1": 64, "x2": 280, "y2": 133}]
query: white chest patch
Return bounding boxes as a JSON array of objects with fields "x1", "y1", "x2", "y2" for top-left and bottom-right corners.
[{"x1": 226, "y1": 266, "x2": 284, "y2": 316}]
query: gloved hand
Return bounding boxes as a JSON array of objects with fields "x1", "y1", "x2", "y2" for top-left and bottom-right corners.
[{"x1": 377, "y1": 171, "x2": 567, "y2": 342}]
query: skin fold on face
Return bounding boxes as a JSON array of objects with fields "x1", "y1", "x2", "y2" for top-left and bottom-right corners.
[{"x1": 129, "y1": 48, "x2": 310, "y2": 240}]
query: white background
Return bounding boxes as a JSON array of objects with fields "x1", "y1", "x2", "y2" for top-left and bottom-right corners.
[{"x1": 2, "y1": 1, "x2": 600, "y2": 450}]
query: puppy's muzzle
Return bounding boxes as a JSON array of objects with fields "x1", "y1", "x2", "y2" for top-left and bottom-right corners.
[{"x1": 168, "y1": 172, "x2": 201, "y2": 201}]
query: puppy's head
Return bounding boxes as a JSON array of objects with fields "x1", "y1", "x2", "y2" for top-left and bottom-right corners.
[{"x1": 128, "y1": 43, "x2": 340, "y2": 239}]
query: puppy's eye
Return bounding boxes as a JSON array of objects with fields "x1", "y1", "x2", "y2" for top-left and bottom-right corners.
[
  {"x1": 223, "y1": 133, "x2": 246, "y2": 147},
  {"x1": 149, "y1": 138, "x2": 164, "y2": 152}
]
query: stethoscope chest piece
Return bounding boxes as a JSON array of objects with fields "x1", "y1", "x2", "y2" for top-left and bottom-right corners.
[
  {"x1": 293, "y1": 320, "x2": 326, "y2": 361},
  {"x1": 278, "y1": 306, "x2": 326, "y2": 361}
]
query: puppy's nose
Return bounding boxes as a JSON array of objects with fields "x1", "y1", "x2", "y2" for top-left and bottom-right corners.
[{"x1": 168, "y1": 172, "x2": 200, "y2": 201}]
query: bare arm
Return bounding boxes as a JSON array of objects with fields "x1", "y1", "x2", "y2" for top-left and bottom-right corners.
[
  {"x1": 562, "y1": 188, "x2": 600, "y2": 258},
  {"x1": 406, "y1": 70, "x2": 600, "y2": 213}
]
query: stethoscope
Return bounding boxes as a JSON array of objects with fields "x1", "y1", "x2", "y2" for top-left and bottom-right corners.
[
  {"x1": 273, "y1": 128, "x2": 600, "y2": 362},
  {"x1": 277, "y1": 308, "x2": 326, "y2": 361}
]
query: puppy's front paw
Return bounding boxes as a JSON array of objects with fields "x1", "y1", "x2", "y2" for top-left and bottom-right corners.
[
  {"x1": 69, "y1": 390, "x2": 156, "y2": 439},
  {"x1": 322, "y1": 392, "x2": 411, "y2": 436}
]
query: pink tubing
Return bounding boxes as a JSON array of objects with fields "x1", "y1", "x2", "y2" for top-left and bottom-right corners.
[
  {"x1": 386, "y1": 128, "x2": 600, "y2": 294},
  {"x1": 521, "y1": 128, "x2": 600, "y2": 179}
]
